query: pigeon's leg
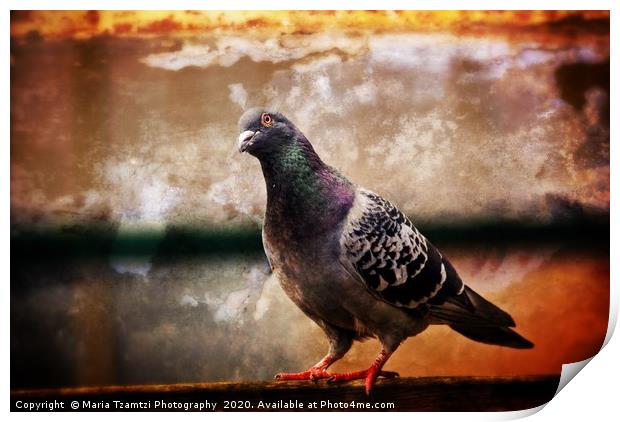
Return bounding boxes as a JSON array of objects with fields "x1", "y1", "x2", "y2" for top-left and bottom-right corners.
[
  {"x1": 274, "y1": 328, "x2": 352, "y2": 382},
  {"x1": 328, "y1": 347, "x2": 399, "y2": 395},
  {"x1": 273, "y1": 354, "x2": 334, "y2": 381}
]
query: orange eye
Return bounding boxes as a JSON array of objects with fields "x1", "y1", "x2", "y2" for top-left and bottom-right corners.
[{"x1": 261, "y1": 113, "x2": 273, "y2": 127}]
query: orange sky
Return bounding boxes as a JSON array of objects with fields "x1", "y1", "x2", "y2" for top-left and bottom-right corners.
[{"x1": 10, "y1": 10, "x2": 610, "y2": 40}]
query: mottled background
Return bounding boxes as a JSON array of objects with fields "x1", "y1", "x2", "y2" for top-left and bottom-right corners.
[{"x1": 11, "y1": 11, "x2": 609, "y2": 389}]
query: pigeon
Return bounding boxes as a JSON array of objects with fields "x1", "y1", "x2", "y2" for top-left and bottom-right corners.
[{"x1": 237, "y1": 108, "x2": 533, "y2": 395}]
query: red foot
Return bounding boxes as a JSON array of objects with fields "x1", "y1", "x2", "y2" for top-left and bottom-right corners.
[
  {"x1": 273, "y1": 351, "x2": 397, "y2": 395},
  {"x1": 274, "y1": 368, "x2": 332, "y2": 381},
  {"x1": 274, "y1": 355, "x2": 334, "y2": 382},
  {"x1": 328, "y1": 368, "x2": 399, "y2": 395}
]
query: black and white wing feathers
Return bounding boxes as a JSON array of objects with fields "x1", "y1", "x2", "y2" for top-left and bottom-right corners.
[{"x1": 340, "y1": 189, "x2": 464, "y2": 309}]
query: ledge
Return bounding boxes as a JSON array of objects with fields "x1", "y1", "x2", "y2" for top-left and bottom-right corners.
[{"x1": 11, "y1": 375, "x2": 560, "y2": 412}]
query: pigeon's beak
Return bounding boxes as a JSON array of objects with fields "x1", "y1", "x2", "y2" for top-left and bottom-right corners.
[{"x1": 238, "y1": 130, "x2": 256, "y2": 153}]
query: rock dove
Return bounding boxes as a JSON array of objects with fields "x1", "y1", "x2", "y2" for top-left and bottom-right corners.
[{"x1": 237, "y1": 108, "x2": 533, "y2": 395}]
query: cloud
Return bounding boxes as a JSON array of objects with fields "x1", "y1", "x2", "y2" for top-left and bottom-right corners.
[
  {"x1": 228, "y1": 83, "x2": 248, "y2": 109},
  {"x1": 180, "y1": 294, "x2": 199, "y2": 307},
  {"x1": 140, "y1": 34, "x2": 367, "y2": 71},
  {"x1": 179, "y1": 265, "x2": 272, "y2": 324}
]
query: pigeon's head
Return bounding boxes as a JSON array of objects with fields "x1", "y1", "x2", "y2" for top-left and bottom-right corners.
[{"x1": 237, "y1": 107, "x2": 302, "y2": 157}]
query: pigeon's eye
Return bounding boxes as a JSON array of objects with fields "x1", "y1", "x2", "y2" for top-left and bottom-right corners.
[{"x1": 261, "y1": 113, "x2": 273, "y2": 127}]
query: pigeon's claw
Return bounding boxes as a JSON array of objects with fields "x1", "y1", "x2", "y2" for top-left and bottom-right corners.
[
  {"x1": 378, "y1": 370, "x2": 400, "y2": 378},
  {"x1": 274, "y1": 355, "x2": 335, "y2": 382},
  {"x1": 274, "y1": 368, "x2": 331, "y2": 382},
  {"x1": 326, "y1": 349, "x2": 396, "y2": 395},
  {"x1": 327, "y1": 369, "x2": 399, "y2": 393}
]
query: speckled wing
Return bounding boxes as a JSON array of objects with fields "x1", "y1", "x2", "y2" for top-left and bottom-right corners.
[{"x1": 340, "y1": 189, "x2": 463, "y2": 309}]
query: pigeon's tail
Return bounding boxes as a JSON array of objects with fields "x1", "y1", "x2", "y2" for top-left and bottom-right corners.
[
  {"x1": 449, "y1": 324, "x2": 534, "y2": 349},
  {"x1": 429, "y1": 285, "x2": 534, "y2": 349}
]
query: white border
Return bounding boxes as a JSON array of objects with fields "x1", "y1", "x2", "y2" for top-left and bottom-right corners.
[{"x1": 4, "y1": 1, "x2": 616, "y2": 420}]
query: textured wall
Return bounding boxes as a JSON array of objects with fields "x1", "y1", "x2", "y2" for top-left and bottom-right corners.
[{"x1": 11, "y1": 14, "x2": 610, "y2": 229}]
